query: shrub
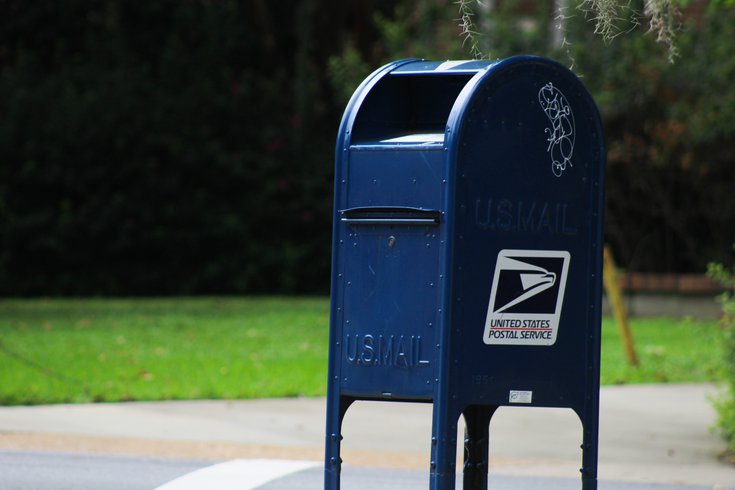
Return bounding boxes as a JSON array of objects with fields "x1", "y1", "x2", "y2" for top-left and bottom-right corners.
[
  {"x1": 0, "y1": 1, "x2": 343, "y2": 295},
  {"x1": 708, "y1": 251, "x2": 735, "y2": 457}
]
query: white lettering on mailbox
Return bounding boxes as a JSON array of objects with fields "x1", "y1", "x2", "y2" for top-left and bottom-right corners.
[{"x1": 483, "y1": 249, "x2": 570, "y2": 346}]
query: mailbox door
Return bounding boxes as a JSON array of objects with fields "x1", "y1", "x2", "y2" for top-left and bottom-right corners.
[
  {"x1": 331, "y1": 148, "x2": 446, "y2": 400},
  {"x1": 337, "y1": 219, "x2": 438, "y2": 399}
]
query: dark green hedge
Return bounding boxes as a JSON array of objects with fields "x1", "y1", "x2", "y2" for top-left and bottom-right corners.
[
  {"x1": 0, "y1": 1, "x2": 396, "y2": 295},
  {"x1": 2, "y1": 1, "x2": 734, "y2": 295}
]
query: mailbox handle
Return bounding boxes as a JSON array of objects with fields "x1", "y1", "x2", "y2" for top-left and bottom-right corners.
[{"x1": 340, "y1": 207, "x2": 441, "y2": 226}]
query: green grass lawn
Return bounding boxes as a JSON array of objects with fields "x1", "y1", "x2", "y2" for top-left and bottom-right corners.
[
  {"x1": 0, "y1": 297, "x2": 724, "y2": 405},
  {"x1": 600, "y1": 316, "x2": 722, "y2": 385},
  {"x1": 0, "y1": 297, "x2": 330, "y2": 405}
]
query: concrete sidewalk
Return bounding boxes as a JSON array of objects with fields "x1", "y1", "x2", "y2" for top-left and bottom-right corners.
[{"x1": 0, "y1": 384, "x2": 732, "y2": 488}]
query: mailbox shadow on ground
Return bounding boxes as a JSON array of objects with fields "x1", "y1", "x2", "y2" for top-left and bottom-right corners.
[{"x1": 326, "y1": 57, "x2": 605, "y2": 490}]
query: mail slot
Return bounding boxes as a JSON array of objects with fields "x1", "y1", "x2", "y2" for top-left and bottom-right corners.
[{"x1": 325, "y1": 57, "x2": 606, "y2": 490}]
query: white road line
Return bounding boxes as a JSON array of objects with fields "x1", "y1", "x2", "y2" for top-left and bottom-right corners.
[{"x1": 153, "y1": 459, "x2": 320, "y2": 490}]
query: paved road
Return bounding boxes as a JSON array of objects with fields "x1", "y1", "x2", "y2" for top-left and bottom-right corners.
[
  {"x1": 0, "y1": 450, "x2": 209, "y2": 490},
  {"x1": 271, "y1": 466, "x2": 716, "y2": 490},
  {"x1": 0, "y1": 384, "x2": 733, "y2": 489},
  {"x1": 0, "y1": 451, "x2": 719, "y2": 490}
]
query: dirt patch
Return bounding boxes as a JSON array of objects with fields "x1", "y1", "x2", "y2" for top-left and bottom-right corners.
[{"x1": 0, "y1": 431, "x2": 428, "y2": 469}]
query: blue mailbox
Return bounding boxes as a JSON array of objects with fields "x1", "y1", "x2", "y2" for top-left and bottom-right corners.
[{"x1": 326, "y1": 56, "x2": 605, "y2": 490}]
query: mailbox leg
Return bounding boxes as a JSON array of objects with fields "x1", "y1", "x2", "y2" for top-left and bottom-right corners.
[
  {"x1": 324, "y1": 396, "x2": 354, "y2": 490},
  {"x1": 462, "y1": 405, "x2": 497, "y2": 490},
  {"x1": 430, "y1": 405, "x2": 461, "y2": 490},
  {"x1": 576, "y1": 394, "x2": 600, "y2": 490},
  {"x1": 580, "y1": 420, "x2": 599, "y2": 490}
]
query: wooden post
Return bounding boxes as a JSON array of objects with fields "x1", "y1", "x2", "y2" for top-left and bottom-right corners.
[{"x1": 603, "y1": 245, "x2": 639, "y2": 367}]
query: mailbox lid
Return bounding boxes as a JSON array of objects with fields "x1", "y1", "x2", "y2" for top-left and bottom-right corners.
[
  {"x1": 336, "y1": 60, "x2": 496, "y2": 148},
  {"x1": 343, "y1": 149, "x2": 446, "y2": 211}
]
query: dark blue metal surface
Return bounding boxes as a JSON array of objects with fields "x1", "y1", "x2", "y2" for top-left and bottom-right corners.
[{"x1": 326, "y1": 56, "x2": 606, "y2": 490}]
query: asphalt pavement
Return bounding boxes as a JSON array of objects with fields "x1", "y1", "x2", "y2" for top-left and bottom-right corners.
[{"x1": 0, "y1": 383, "x2": 732, "y2": 489}]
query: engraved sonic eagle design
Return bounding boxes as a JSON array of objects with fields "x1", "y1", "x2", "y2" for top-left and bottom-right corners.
[{"x1": 538, "y1": 82, "x2": 575, "y2": 177}]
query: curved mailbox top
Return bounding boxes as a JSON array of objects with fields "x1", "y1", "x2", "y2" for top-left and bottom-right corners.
[
  {"x1": 336, "y1": 56, "x2": 602, "y2": 157},
  {"x1": 389, "y1": 59, "x2": 496, "y2": 75}
]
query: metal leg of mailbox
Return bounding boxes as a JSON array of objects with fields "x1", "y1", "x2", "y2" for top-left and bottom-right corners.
[
  {"x1": 430, "y1": 404, "x2": 460, "y2": 490},
  {"x1": 580, "y1": 409, "x2": 599, "y2": 490},
  {"x1": 325, "y1": 396, "x2": 354, "y2": 490},
  {"x1": 581, "y1": 429, "x2": 599, "y2": 489},
  {"x1": 430, "y1": 443, "x2": 458, "y2": 490},
  {"x1": 462, "y1": 405, "x2": 497, "y2": 490}
]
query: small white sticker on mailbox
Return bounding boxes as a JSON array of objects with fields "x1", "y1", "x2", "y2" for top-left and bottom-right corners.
[
  {"x1": 509, "y1": 390, "x2": 533, "y2": 404},
  {"x1": 483, "y1": 249, "x2": 570, "y2": 346}
]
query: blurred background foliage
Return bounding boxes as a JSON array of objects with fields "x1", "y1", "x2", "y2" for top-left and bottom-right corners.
[{"x1": 1, "y1": 0, "x2": 734, "y2": 296}]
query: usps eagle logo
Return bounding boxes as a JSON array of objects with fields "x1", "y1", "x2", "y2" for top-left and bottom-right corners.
[{"x1": 483, "y1": 250, "x2": 570, "y2": 346}]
